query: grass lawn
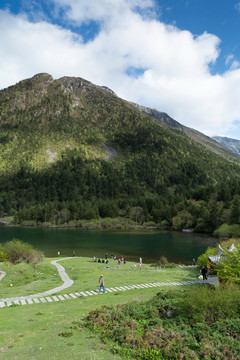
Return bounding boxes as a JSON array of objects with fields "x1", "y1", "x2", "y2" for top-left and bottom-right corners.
[{"x1": 0, "y1": 257, "x2": 200, "y2": 359}]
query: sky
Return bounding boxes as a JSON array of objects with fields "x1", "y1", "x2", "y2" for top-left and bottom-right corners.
[{"x1": 1, "y1": 1, "x2": 240, "y2": 139}]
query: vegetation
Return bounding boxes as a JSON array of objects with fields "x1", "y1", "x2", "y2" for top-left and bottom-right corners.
[
  {"x1": 0, "y1": 255, "x2": 198, "y2": 299},
  {"x1": 86, "y1": 285, "x2": 240, "y2": 359},
  {"x1": 214, "y1": 223, "x2": 240, "y2": 238},
  {"x1": 1, "y1": 74, "x2": 240, "y2": 233},
  {"x1": 0, "y1": 256, "x2": 199, "y2": 360},
  {"x1": 197, "y1": 238, "x2": 240, "y2": 285},
  {"x1": 1, "y1": 255, "x2": 239, "y2": 359},
  {"x1": 1, "y1": 238, "x2": 42, "y2": 266},
  {"x1": 216, "y1": 244, "x2": 240, "y2": 285}
]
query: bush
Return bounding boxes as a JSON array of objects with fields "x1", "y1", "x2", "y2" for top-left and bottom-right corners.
[
  {"x1": 3, "y1": 238, "x2": 42, "y2": 266},
  {"x1": 214, "y1": 223, "x2": 240, "y2": 238},
  {"x1": 197, "y1": 246, "x2": 218, "y2": 266},
  {"x1": 157, "y1": 256, "x2": 177, "y2": 268},
  {"x1": 86, "y1": 288, "x2": 240, "y2": 359},
  {"x1": 216, "y1": 245, "x2": 240, "y2": 284},
  {"x1": 0, "y1": 244, "x2": 9, "y2": 262}
]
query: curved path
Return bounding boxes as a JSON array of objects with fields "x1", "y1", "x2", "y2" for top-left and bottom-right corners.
[
  {"x1": 0, "y1": 258, "x2": 219, "y2": 308},
  {"x1": 0, "y1": 257, "x2": 74, "y2": 302}
]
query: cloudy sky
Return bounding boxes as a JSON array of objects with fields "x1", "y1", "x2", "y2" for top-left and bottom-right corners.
[{"x1": 1, "y1": 0, "x2": 240, "y2": 138}]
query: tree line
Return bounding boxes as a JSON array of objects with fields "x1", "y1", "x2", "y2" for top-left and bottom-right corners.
[{"x1": 1, "y1": 147, "x2": 240, "y2": 233}]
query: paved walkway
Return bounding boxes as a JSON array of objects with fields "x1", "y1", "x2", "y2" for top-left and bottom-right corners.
[
  {"x1": 0, "y1": 275, "x2": 218, "y2": 309},
  {"x1": 0, "y1": 257, "x2": 74, "y2": 304}
]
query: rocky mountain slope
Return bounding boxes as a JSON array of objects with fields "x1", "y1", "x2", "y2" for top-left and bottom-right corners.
[{"x1": 212, "y1": 136, "x2": 240, "y2": 155}]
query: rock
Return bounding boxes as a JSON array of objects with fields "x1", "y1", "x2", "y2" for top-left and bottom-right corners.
[{"x1": 166, "y1": 310, "x2": 173, "y2": 318}]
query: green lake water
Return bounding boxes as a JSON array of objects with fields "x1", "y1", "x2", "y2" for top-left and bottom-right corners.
[{"x1": 0, "y1": 225, "x2": 215, "y2": 264}]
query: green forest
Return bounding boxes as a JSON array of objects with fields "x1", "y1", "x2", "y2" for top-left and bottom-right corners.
[{"x1": 1, "y1": 73, "x2": 240, "y2": 233}]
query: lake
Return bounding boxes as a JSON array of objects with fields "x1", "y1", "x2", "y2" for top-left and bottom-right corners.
[{"x1": 0, "y1": 225, "x2": 216, "y2": 264}]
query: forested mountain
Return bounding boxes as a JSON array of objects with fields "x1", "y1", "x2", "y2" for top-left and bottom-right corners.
[
  {"x1": 131, "y1": 103, "x2": 240, "y2": 162},
  {"x1": 1, "y1": 73, "x2": 240, "y2": 233},
  {"x1": 212, "y1": 136, "x2": 240, "y2": 155}
]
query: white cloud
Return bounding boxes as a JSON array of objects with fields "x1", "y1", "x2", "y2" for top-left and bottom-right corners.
[
  {"x1": 234, "y1": 2, "x2": 240, "y2": 13},
  {"x1": 225, "y1": 54, "x2": 240, "y2": 70},
  {"x1": 0, "y1": 2, "x2": 240, "y2": 138},
  {"x1": 53, "y1": 0, "x2": 154, "y2": 21},
  {"x1": 225, "y1": 54, "x2": 234, "y2": 65}
]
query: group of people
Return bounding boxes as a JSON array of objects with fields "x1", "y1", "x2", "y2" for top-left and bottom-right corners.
[{"x1": 93, "y1": 253, "x2": 128, "y2": 265}]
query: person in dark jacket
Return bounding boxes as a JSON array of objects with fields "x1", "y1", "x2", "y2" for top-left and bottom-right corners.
[{"x1": 201, "y1": 266, "x2": 208, "y2": 280}]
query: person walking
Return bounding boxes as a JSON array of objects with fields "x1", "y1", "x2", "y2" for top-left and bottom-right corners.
[{"x1": 99, "y1": 275, "x2": 105, "y2": 293}]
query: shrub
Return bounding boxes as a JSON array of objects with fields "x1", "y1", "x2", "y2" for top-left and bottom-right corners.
[
  {"x1": 3, "y1": 238, "x2": 42, "y2": 266},
  {"x1": 216, "y1": 245, "x2": 240, "y2": 284},
  {"x1": 85, "y1": 288, "x2": 240, "y2": 359},
  {"x1": 0, "y1": 244, "x2": 9, "y2": 262},
  {"x1": 157, "y1": 256, "x2": 177, "y2": 268},
  {"x1": 214, "y1": 223, "x2": 240, "y2": 238},
  {"x1": 197, "y1": 246, "x2": 218, "y2": 266}
]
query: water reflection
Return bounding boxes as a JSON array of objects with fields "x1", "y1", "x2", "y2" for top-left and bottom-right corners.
[{"x1": 0, "y1": 226, "x2": 215, "y2": 264}]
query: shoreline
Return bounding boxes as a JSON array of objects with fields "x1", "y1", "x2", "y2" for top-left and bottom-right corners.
[{"x1": 0, "y1": 217, "x2": 167, "y2": 232}]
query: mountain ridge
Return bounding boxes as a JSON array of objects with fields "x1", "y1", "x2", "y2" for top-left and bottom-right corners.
[
  {"x1": 130, "y1": 102, "x2": 240, "y2": 162},
  {"x1": 212, "y1": 136, "x2": 240, "y2": 155}
]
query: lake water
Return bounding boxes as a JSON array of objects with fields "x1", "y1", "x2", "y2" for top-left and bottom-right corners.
[{"x1": 0, "y1": 225, "x2": 216, "y2": 264}]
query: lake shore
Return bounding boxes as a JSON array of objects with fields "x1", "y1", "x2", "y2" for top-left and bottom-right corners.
[{"x1": 0, "y1": 216, "x2": 171, "y2": 233}]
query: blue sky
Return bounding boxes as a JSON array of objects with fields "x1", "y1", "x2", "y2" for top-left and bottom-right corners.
[
  {"x1": 1, "y1": 0, "x2": 240, "y2": 138},
  {"x1": 159, "y1": 0, "x2": 240, "y2": 74}
]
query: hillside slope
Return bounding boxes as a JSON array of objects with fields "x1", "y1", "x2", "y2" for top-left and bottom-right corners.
[
  {"x1": 212, "y1": 136, "x2": 240, "y2": 155},
  {"x1": 131, "y1": 103, "x2": 240, "y2": 162},
  {"x1": 1, "y1": 73, "x2": 240, "y2": 232}
]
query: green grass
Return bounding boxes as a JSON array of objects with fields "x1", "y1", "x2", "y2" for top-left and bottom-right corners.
[
  {"x1": 0, "y1": 256, "x2": 199, "y2": 298},
  {"x1": 0, "y1": 257, "x2": 199, "y2": 359},
  {"x1": 86, "y1": 285, "x2": 240, "y2": 359},
  {"x1": 0, "y1": 258, "x2": 61, "y2": 298}
]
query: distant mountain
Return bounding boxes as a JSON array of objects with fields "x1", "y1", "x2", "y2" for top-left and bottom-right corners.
[
  {"x1": 212, "y1": 136, "x2": 240, "y2": 155},
  {"x1": 1, "y1": 73, "x2": 240, "y2": 232}
]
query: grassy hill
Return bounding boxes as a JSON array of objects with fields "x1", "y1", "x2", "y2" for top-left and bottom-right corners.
[{"x1": 1, "y1": 73, "x2": 240, "y2": 232}]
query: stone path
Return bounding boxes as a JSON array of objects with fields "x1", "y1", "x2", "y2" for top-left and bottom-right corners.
[{"x1": 0, "y1": 276, "x2": 218, "y2": 309}]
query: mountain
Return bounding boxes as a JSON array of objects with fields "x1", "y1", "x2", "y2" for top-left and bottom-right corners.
[
  {"x1": 131, "y1": 103, "x2": 240, "y2": 162},
  {"x1": 1, "y1": 73, "x2": 240, "y2": 232},
  {"x1": 212, "y1": 136, "x2": 240, "y2": 155}
]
